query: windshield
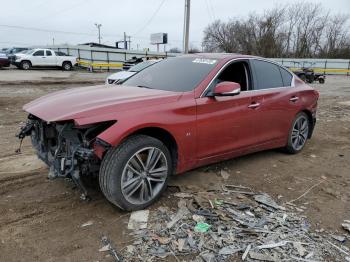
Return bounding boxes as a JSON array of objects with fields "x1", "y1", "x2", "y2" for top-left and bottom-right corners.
[
  {"x1": 123, "y1": 56, "x2": 218, "y2": 92},
  {"x1": 128, "y1": 60, "x2": 158, "y2": 72},
  {"x1": 21, "y1": 49, "x2": 34, "y2": 55}
]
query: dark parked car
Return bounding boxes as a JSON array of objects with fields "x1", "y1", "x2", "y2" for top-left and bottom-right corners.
[
  {"x1": 0, "y1": 53, "x2": 10, "y2": 68},
  {"x1": 5, "y1": 47, "x2": 29, "y2": 63},
  {"x1": 18, "y1": 54, "x2": 319, "y2": 210}
]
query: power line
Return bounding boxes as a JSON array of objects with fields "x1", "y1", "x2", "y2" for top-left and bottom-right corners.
[
  {"x1": 0, "y1": 23, "x2": 201, "y2": 45},
  {"x1": 132, "y1": 0, "x2": 166, "y2": 37},
  {"x1": 205, "y1": 0, "x2": 214, "y2": 21},
  {"x1": 0, "y1": 24, "x2": 96, "y2": 36},
  {"x1": 208, "y1": 0, "x2": 216, "y2": 20}
]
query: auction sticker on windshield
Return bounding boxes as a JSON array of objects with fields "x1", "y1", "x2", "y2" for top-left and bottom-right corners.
[{"x1": 192, "y1": 58, "x2": 217, "y2": 65}]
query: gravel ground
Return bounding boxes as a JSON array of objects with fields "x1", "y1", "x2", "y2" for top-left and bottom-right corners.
[{"x1": 0, "y1": 71, "x2": 349, "y2": 261}]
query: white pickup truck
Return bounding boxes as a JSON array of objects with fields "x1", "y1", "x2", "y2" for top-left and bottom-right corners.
[{"x1": 13, "y1": 48, "x2": 78, "y2": 70}]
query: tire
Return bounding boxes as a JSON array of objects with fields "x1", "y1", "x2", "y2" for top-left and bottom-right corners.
[
  {"x1": 284, "y1": 112, "x2": 310, "y2": 154},
  {"x1": 20, "y1": 61, "x2": 31, "y2": 70},
  {"x1": 99, "y1": 135, "x2": 172, "y2": 211},
  {"x1": 318, "y1": 78, "x2": 325, "y2": 84},
  {"x1": 62, "y1": 61, "x2": 72, "y2": 71}
]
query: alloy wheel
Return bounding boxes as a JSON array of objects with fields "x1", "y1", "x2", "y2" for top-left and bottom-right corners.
[
  {"x1": 22, "y1": 62, "x2": 30, "y2": 70},
  {"x1": 291, "y1": 115, "x2": 309, "y2": 151},
  {"x1": 121, "y1": 147, "x2": 168, "y2": 205}
]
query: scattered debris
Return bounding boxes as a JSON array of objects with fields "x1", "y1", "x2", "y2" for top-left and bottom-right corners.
[
  {"x1": 127, "y1": 210, "x2": 149, "y2": 230},
  {"x1": 81, "y1": 220, "x2": 94, "y2": 228},
  {"x1": 287, "y1": 178, "x2": 326, "y2": 204},
  {"x1": 293, "y1": 242, "x2": 307, "y2": 257},
  {"x1": 166, "y1": 205, "x2": 189, "y2": 229},
  {"x1": 194, "y1": 222, "x2": 211, "y2": 233},
  {"x1": 331, "y1": 234, "x2": 346, "y2": 243},
  {"x1": 241, "y1": 244, "x2": 251, "y2": 260},
  {"x1": 256, "y1": 241, "x2": 287, "y2": 250},
  {"x1": 254, "y1": 193, "x2": 286, "y2": 210},
  {"x1": 249, "y1": 251, "x2": 277, "y2": 261},
  {"x1": 101, "y1": 236, "x2": 122, "y2": 261},
  {"x1": 342, "y1": 220, "x2": 350, "y2": 233},
  {"x1": 220, "y1": 170, "x2": 230, "y2": 180},
  {"x1": 119, "y1": 186, "x2": 349, "y2": 261},
  {"x1": 174, "y1": 192, "x2": 193, "y2": 198}
]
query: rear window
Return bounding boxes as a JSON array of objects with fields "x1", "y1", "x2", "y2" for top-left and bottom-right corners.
[
  {"x1": 279, "y1": 67, "x2": 293, "y2": 86},
  {"x1": 251, "y1": 60, "x2": 283, "y2": 90},
  {"x1": 123, "y1": 57, "x2": 218, "y2": 92},
  {"x1": 55, "y1": 51, "x2": 67, "y2": 56}
]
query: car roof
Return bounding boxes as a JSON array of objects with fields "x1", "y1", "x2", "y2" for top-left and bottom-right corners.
[{"x1": 182, "y1": 53, "x2": 260, "y2": 61}]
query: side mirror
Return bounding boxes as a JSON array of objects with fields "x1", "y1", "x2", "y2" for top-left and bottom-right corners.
[{"x1": 213, "y1": 81, "x2": 241, "y2": 96}]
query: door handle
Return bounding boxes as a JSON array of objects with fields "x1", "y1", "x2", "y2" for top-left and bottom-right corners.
[
  {"x1": 289, "y1": 96, "x2": 299, "y2": 102},
  {"x1": 248, "y1": 102, "x2": 261, "y2": 109},
  {"x1": 42, "y1": 57, "x2": 46, "y2": 58}
]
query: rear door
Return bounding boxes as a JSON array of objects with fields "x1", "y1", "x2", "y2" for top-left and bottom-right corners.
[
  {"x1": 248, "y1": 59, "x2": 300, "y2": 145},
  {"x1": 45, "y1": 50, "x2": 57, "y2": 66}
]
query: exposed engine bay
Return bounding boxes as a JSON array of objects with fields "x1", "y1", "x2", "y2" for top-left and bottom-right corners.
[{"x1": 17, "y1": 114, "x2": 114, "y2": 199}]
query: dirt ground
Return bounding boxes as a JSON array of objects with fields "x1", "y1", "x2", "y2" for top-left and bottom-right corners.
[{"x1": 0, "y1": 70, "x2": 349, "y2": 261}]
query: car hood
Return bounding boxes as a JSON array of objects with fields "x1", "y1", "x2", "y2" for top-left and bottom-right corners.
[
  {"x1": 24, "y1": 84, "x2": 182, "y2": 122},
  {"x1": 107, "y1": 71, "x2": 135, "y2": 81}
]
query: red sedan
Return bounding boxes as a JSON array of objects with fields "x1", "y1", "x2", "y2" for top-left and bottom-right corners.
[{"x1": 19, "y1": 54, "x2": 319, "y2": 210}]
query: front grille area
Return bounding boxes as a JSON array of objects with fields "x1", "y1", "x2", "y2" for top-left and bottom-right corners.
[{"x1": 26, "y1": 117, "x2": 98, "y2": 178}]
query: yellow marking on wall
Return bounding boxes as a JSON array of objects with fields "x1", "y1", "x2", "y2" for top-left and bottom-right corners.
[{"x1": 78, "y1": 59, "x2": 123, "y2": 68}]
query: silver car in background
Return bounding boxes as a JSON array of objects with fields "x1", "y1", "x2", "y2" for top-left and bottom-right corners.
[{"x1": 105, "y1": 60, "x2": 160, "y2": 84}]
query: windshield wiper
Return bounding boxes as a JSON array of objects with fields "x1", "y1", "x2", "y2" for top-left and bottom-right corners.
[{"x1": 137, "y1": 85, "x2": 153, "y2": 89}]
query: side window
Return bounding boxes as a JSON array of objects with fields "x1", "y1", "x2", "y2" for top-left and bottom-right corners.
[
  {"x1": 279, "y1": 67, "x2": 293, "y2": 86},
  {"x1": 252, "y1": 60, "x2": 283, "y2": 90},
  {"x1": 33, "y1": 50, "x2": 44, "y2": 56},
  {"x1": 208, "y1": 61, "x2": 251, "y2": 94},
  {"x1": 46, "y1": 50, "x2": 52, "y2": 56}
]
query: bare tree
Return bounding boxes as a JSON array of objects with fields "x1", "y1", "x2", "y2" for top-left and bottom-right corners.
[{"x1": 202, "y1": 2, "x2": 350, "y2": 58}]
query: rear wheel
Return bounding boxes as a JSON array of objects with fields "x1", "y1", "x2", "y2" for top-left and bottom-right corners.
[
  {"x1": 99, "y1": 135, "x2": 172, "y2": 210},
  {"x1": 20, "y1": 61, "x2": 31, "y2": 70},
  {"x1": 284, "y1": 112, "x2": 310, "y2": 154},
  {"x1": 62, "y1": 61, "x2": 72, "y2": 71}
]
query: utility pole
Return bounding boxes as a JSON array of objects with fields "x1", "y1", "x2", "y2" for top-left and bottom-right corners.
[
  {"x1": 183, "y1": 0, "x2": 191, "y2": 54},
  {"x1": 124, "y1": 32, "x2": 127, "y2": 49},
  {"x1": 52, "y1": 37, "x2": 55, "y2": 46},
  {"x1": 94, "y1": 23, "x2": 102, "y2": 44},
  {"x1": 128, "y1": 36, "x2": 131, "y2": 50}
]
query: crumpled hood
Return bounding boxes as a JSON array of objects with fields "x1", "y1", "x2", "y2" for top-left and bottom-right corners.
[{"x1": 24, "y1": 84, "x2": 181, "y2": 122}]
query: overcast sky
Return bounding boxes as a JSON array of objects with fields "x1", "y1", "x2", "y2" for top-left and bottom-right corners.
[{"x1": 0, "y1": 0, "x2": 349, "y2": 51}]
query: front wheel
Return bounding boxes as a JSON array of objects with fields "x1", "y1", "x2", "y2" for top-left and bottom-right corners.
[
  {"x1": 318, "y1": 78, "x2": 325, "y2": 84},
  {"x1": 20, "y1": 61, "x2": 31, "y2": 70},
  {"x1": 284, "y1": 112, "x2": 310, "y2": 154},
  {"x1": 99, "y1": 135, "x2": 172, "y2": 211}
]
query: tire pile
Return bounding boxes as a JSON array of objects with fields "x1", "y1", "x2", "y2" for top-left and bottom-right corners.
[{"x1": 122, "y1": 186, "x2": 349, "y2": 261}]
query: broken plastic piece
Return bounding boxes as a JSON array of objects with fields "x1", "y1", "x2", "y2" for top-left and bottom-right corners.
[{"x1": 194, "y1": 222, "x2": 211, "y2": 233}]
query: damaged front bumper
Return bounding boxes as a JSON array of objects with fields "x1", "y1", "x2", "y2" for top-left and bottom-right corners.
[{"x1": 17, "y1": 115, "x2": 113, "y2": 199}]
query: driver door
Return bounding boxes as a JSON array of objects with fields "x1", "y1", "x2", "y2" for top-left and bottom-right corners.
[
  {"x1": 195, "y1": 60, "x2": 256, "y2": 160},
  {"x1": 31, "y1": 50, "x2": 45, "y2": 66}
]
